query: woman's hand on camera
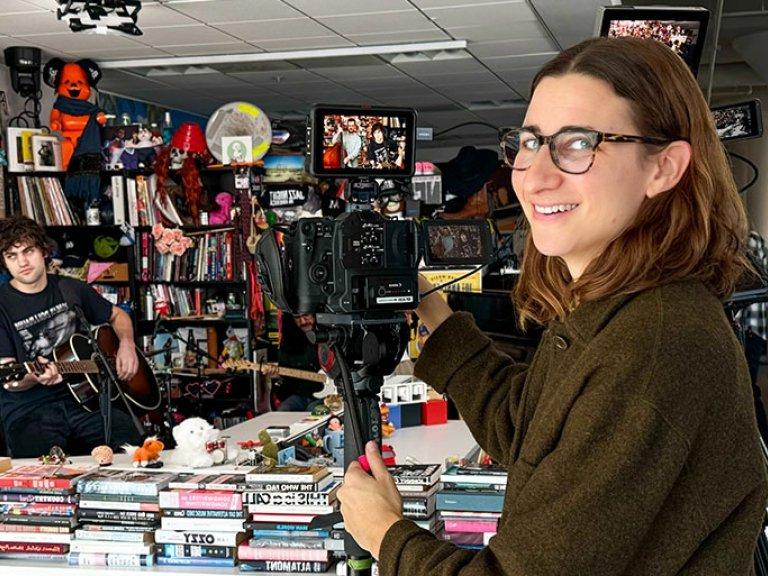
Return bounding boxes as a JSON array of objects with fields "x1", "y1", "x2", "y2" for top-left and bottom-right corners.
[
  {"x1": 415, "y1": 274, "x2": 453, "y2": 334},
  {"x1": 337, "y1": 441, "x2": 403, "y2": 560}
]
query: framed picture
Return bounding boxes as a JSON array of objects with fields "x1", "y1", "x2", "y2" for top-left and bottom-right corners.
[
  {"x1": 221, "y1": 135, "x2": 253, "y2": 165},
  {"x1": 7, "y1": 127, "x2": 44, "y2": 172},
  {"x1": 31, "y1": 135, "x2": 63, "y2": 172}
]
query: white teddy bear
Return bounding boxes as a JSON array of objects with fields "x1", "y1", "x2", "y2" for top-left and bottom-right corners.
[{"x1": 169, "y1": 417, "x2": 217, "y2": 468}]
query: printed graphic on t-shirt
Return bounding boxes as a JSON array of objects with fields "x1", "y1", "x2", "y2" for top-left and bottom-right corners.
[{"x1": 13, "y1": 303, "x2": 76, "y2": 359}]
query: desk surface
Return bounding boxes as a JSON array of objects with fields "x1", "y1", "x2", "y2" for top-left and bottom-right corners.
[{"x1": 3, "y1": 413, "x2": 474, "y2": 576}]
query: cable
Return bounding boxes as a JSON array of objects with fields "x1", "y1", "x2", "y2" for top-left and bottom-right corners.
[
  {"x1": 728, "y1": 151, "x2": 760, "y2": 194},
  {"x1": 8, "y1": 90, "x2": 44, "y2": 129},
  {"x1": 433, "y1": 121, "x2": 499, "y2": 139}
]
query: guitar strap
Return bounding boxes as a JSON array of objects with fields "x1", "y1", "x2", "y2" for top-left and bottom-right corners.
[{"x1": 54, "y1": 277, "x2": 90, "y2": 335}]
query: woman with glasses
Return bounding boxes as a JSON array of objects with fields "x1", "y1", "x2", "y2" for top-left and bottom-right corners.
[{"x1": 336, "y1": 36, "x2": 768, "y2": 575}]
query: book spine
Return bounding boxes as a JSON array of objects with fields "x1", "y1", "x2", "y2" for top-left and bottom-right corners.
[
  {"x1": 237, "y1": 545, "x2": 329, "y2": 562},
  {"x1": 0, "y1": 524, "x2": 70, "y2": 534},
  {"x1": 154, "y1": 529, "x2": 243, "y2": 547},
  {"x1": 242, "y1": 481, "x2": 327, "y2": 493},
  {"x1": 0, "y1": 493, "x2": 77, "y2": 504},
  {"x1": 160, "y1": 516, "x2": 244, "y2": 532},
  {"x1": 0, "y1": 542, "x2": 67, "y2": 554},
  {"x1": 78, "y1": 509, "x2": 160, "y2": 521},
  {"x1": 156, "y1": 556, "x2": 235, "y2": 567},
  {"x1": 443, "y1": 519, "x2": 499, "y2": 533},
  {"x1": 243, "y1": 491, "x2": 335, "y2": 507},
  {"x1": 239, "y1": 560, "x2": 330, "y2": 573},
  {"x1": 68, "y1": 552, "x2": 154, "y2": 567},
  {"x1": 0, "y1": 531, "x2": 72, "y2": 543},
  {"x1": 70, "y1": 541, "x2": 152, "y2": 555},
  {"x1": 157, "y1": 544, "x2": 235, "y2": 559},
  {"x1": 0, "y1": 514, "x2": 74, "y2": 527},
  {"x1": 77, "y1": 481, "x2": 158, "y2": 497},
  {"x1": 0, "y1": 478, "x2": 73, "y2": 490},
  {"x1": 163, "y1": 509, "x2": 243, "y2": 519},
  {"x1": 245, "y1": 503, "x2": 335, "y2": 515},
  {"x1": 74, "y1": 529, "x2": 148, "y2": 543},
  {"x1": 158, "y1": 491, "x2": 242, "y2": 510},
  {"x1": 79, "y1": 500, "x2": 160, "y2": 512}
]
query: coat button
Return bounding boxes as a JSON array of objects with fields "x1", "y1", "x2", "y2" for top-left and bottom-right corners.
[{"x1": 553, "y1": 335, "x2": 569, "y2": 350}]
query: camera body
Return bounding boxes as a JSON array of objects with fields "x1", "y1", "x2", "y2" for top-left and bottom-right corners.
[
  {"x1": 260, "y1": 210, "x2": 420, "y2": 315},
  {"x1": 257, "y1": 210, "x2": 492, "y2": 316}
]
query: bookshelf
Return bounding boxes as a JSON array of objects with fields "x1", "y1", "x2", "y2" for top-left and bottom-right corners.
[{"x1": 3, "y1": 165, "x2": 265, "y2": 429}]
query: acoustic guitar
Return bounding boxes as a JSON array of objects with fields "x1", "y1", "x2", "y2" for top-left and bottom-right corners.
[{"x1": 0, "y1": 325, "x2": 161, "y2": 413}]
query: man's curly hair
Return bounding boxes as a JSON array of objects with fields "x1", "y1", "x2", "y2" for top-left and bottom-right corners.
[{"x1": 0, "y1": 216, "x2": 52, "y2": 272}]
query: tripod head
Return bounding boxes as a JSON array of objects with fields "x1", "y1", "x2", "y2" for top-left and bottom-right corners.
[{"x1": 309, "y1": 313, "x2": 409, "y2": 576}]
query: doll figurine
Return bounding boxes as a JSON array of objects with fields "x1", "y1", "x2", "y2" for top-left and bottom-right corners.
[
  {"x1": 43, "y1": 58, "x2": 106, "y2": 205},
  {"x1": 121, "y1": 126, "x2": 162, "y2": 169},
  {"x1": 209, "y1": 192, "x2": 234, "y2": 225}
]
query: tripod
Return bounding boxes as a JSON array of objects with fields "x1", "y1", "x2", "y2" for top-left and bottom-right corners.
[{"x1": 308, "y1": 313, "x2": 410, "y2": 576}]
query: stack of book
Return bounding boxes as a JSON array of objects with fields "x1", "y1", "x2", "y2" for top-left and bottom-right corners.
[
  {"x1": 436, "y1": 462, "x2": 507, "y2": 549},
  {"x1": 240, "y1": 463, "x2": 339, "y2": 574},
  {"x1": 156, "y1": 473, "x2": 247, "y2": 568},
  {"x1": 73, "y1": 469, "x2": 176, "y2": 567},
  {"x1": 0, "y1": 465, "x2": 93, "y2": 562},
  {"x1": 390, "y1": 464, "x2": 442, "y2": 535},
  {"x1": 15, "y1": 176, "x2": 78, "y2": 225}
]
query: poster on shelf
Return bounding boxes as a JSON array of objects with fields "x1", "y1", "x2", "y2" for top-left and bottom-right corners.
[
  {"x1": 221, "y1": 135, "x2": 253, "y2": 165},
  {"x1": 7, "y1": 127, "x2": 44, "y2": 172},
  {"x1": 31, "y1": 135, "x2": 63, "y2": 172}
]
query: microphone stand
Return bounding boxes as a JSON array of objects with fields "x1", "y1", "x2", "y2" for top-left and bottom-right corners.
[{"x1": 74, "y1": 307, "x2": 144, "y2": 446}]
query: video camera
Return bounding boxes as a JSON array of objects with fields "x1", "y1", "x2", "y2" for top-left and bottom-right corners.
[
  {"x1": 255, "y1": 103, "x2": 494, "y2": 317},
  {"x1": 256, "y1": 210, "x2": 492, "y2": 315}
]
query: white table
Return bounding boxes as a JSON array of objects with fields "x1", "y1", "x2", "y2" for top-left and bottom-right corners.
[{"x1": 2, "y1": 413, "x2": 474, "y2": 576}]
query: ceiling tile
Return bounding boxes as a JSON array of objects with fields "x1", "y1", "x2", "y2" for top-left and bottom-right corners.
[
  {"x1": 159, "y1": 42, "x2": 264, "y2": 57},
  {"x1": 167, "y1": 0, "x2": 302, "y2": 23},
  {"x1": 284, "y1": 0, "x2": 414, "y2": 17},
  {"x1": 422, "y1": 70, "x2": 503, "y2": 86},
  {"x1": 29, "y1": 33, "x2": 146, "y2": 54},
  {"x1": 0, "y1": 11, "x2": 69, "y2": 36},
  {"x1": 318, "y1": 11, "x2": 432, "y2": 36},
  {"x1": 76, "y1": 46, "x2": 172, "y2": 60},
  {"x1": 255, "y1": 36, "x2": 354, "y2": 51},
  {"x1": 215, "y1": 18, "x2": 334, "y2": 43},
  {"x1": 230, "y1": 68, "x2": 326, "y2": 85},
  {"x1": 311, "y1": 64, "x2": 406, "y2": 82},
  {"x1": 134, "y1": 4, "x2": 199, "y2": 28},
  {"x1": 3, "y1": 1, "x2": 47, "y2": 13},
  {"x1": 422, "y1": 2, "x2": 537, "y2": 27},
  {"x1": 137, "y1": 25, "x2": 237, "y2": 47},
  {"x1": 459, "y1": 30, "x2": 554, "y2": 52},
  {"x1": 155, "y1": 72, "x2": 253, "y2": 89},
  {"x1": 482, "y1": 51, "x2": 557, "y2": 71},
  {"x1": 347, "y1": 29, "x2": 451, "y2": 45},
  {"x1": 435, "y1": 81, "x2": 517, "y2": 100},
  {"x1": 390, "y1": 58, "x2": 488, "y2": 76}
]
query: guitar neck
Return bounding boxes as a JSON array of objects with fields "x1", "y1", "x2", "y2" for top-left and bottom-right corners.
[
  {"x1": 272, "y1": 365, "x2": 326, "y2": 383},
  {"x1": 27, "y1": 359, "x2": 100, "y2": 376}
]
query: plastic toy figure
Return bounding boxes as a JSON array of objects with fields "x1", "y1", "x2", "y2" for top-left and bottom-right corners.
[{"x1": 44, "y1": 58, "x2": 106, "y2": 207}]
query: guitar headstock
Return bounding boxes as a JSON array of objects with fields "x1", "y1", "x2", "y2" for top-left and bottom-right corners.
[{"x1": 0, "y1": 363, "x2": 27, "y2": 385}]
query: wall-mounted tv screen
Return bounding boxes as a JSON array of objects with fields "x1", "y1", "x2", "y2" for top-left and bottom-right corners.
[{"x1": 596, "y1": 6, "x2": 709, "y2": 76}]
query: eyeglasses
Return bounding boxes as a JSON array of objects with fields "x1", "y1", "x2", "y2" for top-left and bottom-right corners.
[{"x1": 499, "y1": 127, "x2": 676, "y2": 175}]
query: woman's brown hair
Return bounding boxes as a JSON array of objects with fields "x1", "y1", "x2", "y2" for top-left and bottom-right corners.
[{"x1": 514, "y1": 36, "x2": 749, "y2": 328}]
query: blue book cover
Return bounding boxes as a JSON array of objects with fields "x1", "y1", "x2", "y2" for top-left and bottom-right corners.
[{"x1": 436, "y1": 490, "x2": 505, "y2": 513}]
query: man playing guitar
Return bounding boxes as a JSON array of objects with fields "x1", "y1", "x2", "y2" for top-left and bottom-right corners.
[{"x1": 0, "y1": 217, "x2": 141, "y2": 457}]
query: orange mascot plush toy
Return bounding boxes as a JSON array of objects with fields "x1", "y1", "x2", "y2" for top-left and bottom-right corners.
[
  {"x1": 124, "y1": 436, "x2": 165, "y2": 468},
  {"x1": 43, "y1": 58, "x2": 105, "y2": 206}
]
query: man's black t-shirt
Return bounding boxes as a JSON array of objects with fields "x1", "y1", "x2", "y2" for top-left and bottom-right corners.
[
  {"x1": 0, "y1": 275, "x2": 113, "y2": 428},
  {"x1": 369, "y1": 139, "x2": 397, "y2": 167}
]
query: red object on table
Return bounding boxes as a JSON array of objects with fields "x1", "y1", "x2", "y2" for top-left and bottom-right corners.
[{"x1": 421, "y1": 399, "x2": 448, "y2": 425}]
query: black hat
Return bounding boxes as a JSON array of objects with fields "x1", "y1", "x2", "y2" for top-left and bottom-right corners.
[{"x1": 437, "y1": 146, "x2": 499, "y2": 212}]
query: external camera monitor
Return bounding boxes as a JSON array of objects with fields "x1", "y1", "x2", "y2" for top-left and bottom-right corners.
[
  {"x1": 711, "y1": 100, "x2": 763, "y2": 141},
  {"x1": 597, "y1": 6, "x2": 709, "y2": 76},
  {"x1": 422, "y1": 220, "x2": 492, "y2": 268},
  {"x1": 309, "y1": 105, "x2": 416, "y2": 178}
]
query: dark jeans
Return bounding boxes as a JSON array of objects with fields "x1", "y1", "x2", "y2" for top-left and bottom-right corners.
[{"x1": 6, "y1": 398, "x2": 142, "y2": 458}]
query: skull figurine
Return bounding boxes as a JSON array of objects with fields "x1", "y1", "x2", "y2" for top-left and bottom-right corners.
[{"x1": 170, "y1": 147, "x2": 188, "y2": 170}]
